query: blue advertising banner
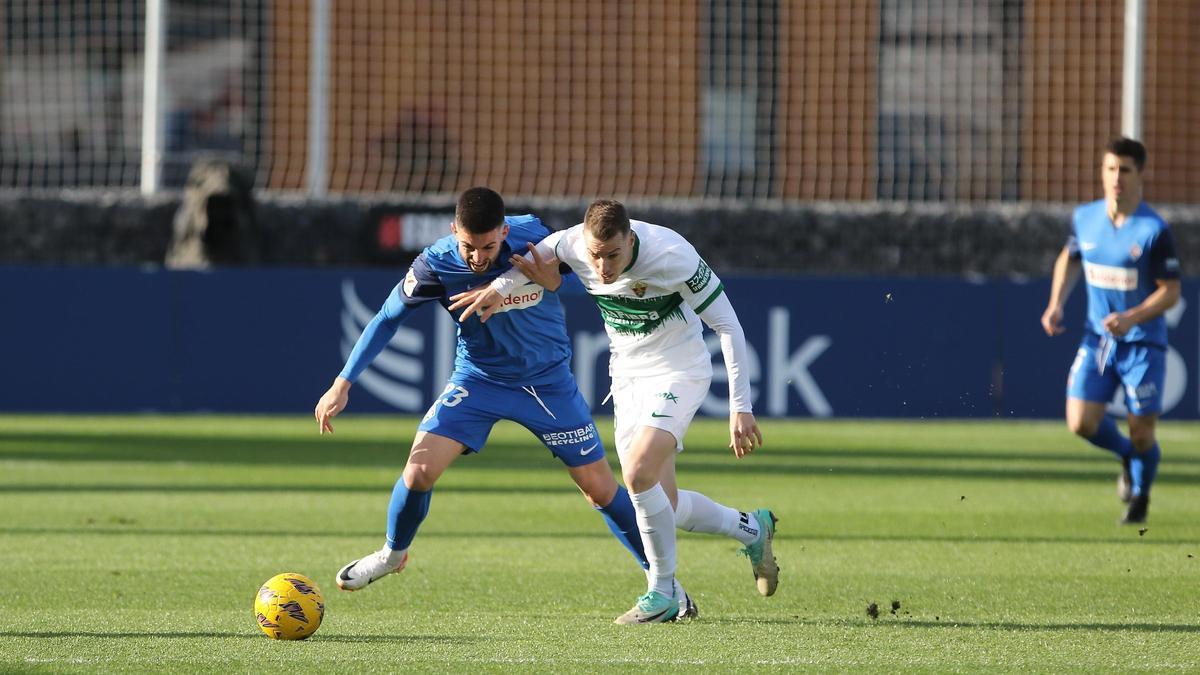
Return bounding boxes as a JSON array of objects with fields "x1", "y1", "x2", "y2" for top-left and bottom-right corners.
[{"x1": 1, "y1": 266, "x2": 1195, "y2": 418}]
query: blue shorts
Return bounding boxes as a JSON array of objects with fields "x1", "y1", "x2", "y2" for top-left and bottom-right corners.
[
  {"x1": 1067, "y1": 333, "x2": 1166, "y2": 416},
  {"x1": 417, "y1": 373, "x2": 605, "y2": 467}
]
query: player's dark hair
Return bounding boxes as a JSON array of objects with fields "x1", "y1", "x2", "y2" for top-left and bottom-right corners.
[
  {"x1": 455, "y1": 187, "x2": 506, "y2": 234},
  {"x1": 1106, "y1": 136, "x2": 1147, "y2": 171},
  {"x1": 583, "y1": 199, "x2": 630, "y2": 241}
]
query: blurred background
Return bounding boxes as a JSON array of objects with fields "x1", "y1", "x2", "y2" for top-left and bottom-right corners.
[{"x1": 0, "y1": 0, "x2": 1196, "y2": 419}]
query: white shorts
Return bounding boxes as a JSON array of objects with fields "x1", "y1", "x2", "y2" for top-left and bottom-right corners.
[{"x1": 611, "y1": 373, "x2": 711, "y2": 460}]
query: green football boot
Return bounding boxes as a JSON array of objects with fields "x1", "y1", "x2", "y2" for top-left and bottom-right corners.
[
  {"x1": 614, "y1": 590, "x2": 681, "y2": 625},
  {"x1": 740, "y1": 508, "x2": 779, "y2": 596}
]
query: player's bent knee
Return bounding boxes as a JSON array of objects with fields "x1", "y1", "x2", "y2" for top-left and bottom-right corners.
[
  {"x1": 576, "y1": 475, "x2": 618, "y2": 508},
  {"x1": 623, "y1": 469, "x2": 658, "y2": 494},
  {"x1": 402, "y1": 463, "x2": 439, "y2": 491},
  {"x1": 1066, "y1": 417, "x2": 1097, "y2": 438},
  {"x1": 1129, "y1": 430, "x2": 1156, "y2": 453}
]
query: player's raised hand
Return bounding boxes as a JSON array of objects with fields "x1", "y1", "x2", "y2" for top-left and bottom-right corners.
[
  {"x1": 315, "y1": 378, "x2": 351, "y2": 434},
  {"x1": 448, "y1": 286, "x2": 503, "y2": 323},
  {"x1": 511, "y1": 243, "x2": 563, "y2": 291},
  {"x1": 1040, "y1": 305, "x2": 1065, "y2": 336},
  {"x1": 729, "y1": 411, "x2": 763, "y2": 458}
]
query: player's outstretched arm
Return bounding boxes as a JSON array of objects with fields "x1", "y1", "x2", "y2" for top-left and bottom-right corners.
[
  {"x1": 320, "y1": 277, "x2": 430, "y2": 433},
  {"x1": 315, "y1": 376, "x2": 351, "y2": 434},
  {"x1": 696, "y1": 293, "x2": 762, "y2": 456}
]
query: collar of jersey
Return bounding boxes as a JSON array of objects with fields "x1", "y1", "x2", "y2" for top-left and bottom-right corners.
[{"x1": 622, "y1": 232, "x2": 640, "y2": 273}]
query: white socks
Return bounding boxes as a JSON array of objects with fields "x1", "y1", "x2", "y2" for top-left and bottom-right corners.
[
  {"x1": 629, "y1": 483, "x2": 676, "y2": 596},
  {"x1": 381, "y1": 547, "x2": 408, "y2": 566},
  {"x1": 674, "y1": 489, "x2": 760, "y2": 546}
]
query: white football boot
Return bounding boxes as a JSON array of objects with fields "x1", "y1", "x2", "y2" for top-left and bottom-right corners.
[{"x1": 335, "y1": 547, "x2": 409, "y2": 591}]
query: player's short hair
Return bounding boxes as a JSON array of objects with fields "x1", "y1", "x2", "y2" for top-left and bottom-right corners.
[
  {"x1": 455, "y1": 187, "x2": 506, "y2": 234},
  {"x1": 583, "y1": 199, "x2": 630, "y2": 241},
  {"x1": 1105, "y1": 136, "x2": 1147, "y2": 171}
]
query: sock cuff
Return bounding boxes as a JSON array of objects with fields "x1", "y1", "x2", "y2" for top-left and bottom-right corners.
[
  {"x1": 598, "y1": 485, "x2": 629, "y2": 512},
  {"x1": 1088, "y1": 415, "x2": 1117, "y2": 440},
  {"x1": 630, "y1": 483, "x2": 671, "y2": 516},
  {"x1": 673, "y1": 490, "x2": 694, "y2": 524}
]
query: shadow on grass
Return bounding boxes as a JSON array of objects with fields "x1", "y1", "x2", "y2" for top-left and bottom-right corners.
[
  {"x1": 895, "y1": 620, "x2": 1200, "y2": 633},
  {"x1": 6, "y1": 431, "x2": 1200, "y2": 471},
  {"x1": 2, "y1": 459, "x2": 1197, "y2": 491},
  {"x1": 0, "y1": 630, "x2": 258, "y2": 639},
  {"x1": 5, "y1": 526, "x2": 1198, "y2": 547},
  {"x1": 312, "y1": 634, "x2": 485, "y2": 644},
  {"x1": 0, "y1": 630, "x2": 481, "y2": 643},
  {"x1": 800, "y1": 532, "x2": 1200, "y2": 546},
  {"x1": 0, "y1": 483, "x2": 575, "y2": 495},
  {"x1": 717, "y1": 617, "x2": 1200, "y2": 633}
]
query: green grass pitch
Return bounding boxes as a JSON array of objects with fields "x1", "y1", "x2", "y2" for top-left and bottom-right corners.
[{"x1": 1, "y1": 415, "x2": 1198, "y2": 671}]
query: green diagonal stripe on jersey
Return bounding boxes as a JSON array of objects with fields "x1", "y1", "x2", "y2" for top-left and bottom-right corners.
[{"x1": 592, "y1": 292, "x2": 686, "y2": 335}]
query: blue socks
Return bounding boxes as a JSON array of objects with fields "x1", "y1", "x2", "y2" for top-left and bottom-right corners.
[
  {"x1": 1087, "y1": 417, "x2": 1160, "y2": 497},
  {"x1": 1086, "y1": 416, "x2": 1134, "y2": 460},
  {"x1": 1130, "y1": 443, "x2": 1161, "y2": 498},
  {"x1": 385, "y1": 477, "x2": 431, "y2": 551},
  {"x1": 597, "y1": 485, "x2": 649, "y2": 570}
]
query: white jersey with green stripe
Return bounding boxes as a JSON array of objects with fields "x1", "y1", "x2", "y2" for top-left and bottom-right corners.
[{"x1": 548, "y1": 220, "x2": 726, "y2": 378}]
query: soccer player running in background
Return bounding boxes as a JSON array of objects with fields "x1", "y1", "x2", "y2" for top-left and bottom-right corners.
[
  {"x1": 1040, "y1": 137, "x2": 1182, "y2": 524},
  {"x1": 451, "y1": 199, "x2": 778, "y2": 624},
  {"x1": 314, "y1": 187, "x2": 667, "y2": 605}
]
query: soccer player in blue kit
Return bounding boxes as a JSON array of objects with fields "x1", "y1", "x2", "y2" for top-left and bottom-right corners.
[
  {"x1": 313, "y1": 187, "x2": 688, "y2": 609},
  {"x1": 1041, "y1": 137, "x2": 1182, "y2": 524}
]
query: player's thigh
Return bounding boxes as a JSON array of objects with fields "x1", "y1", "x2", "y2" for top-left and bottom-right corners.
[
  {"x1": 621, "y1": 426, "x2": 679, "y2": 493},
  {"x1": 513, "y1": 379, "x2": 607, "y2": 468},
  {"x1": 1065, "y1": 397, "x2": 1108, "y2": 437},
  {"x1": 404, "y1": 431, "x2": 469, "y2": 489},
  {"x1": 416, "y1": 376, "x2": 502, "y2": 455},
  {"x1": 611, "y1": 374, "x2": 709, "y2": 461},
  {"x1": 1116, "y1": 343, "x2": 1167, "y2": 417},
  {"x1": 1066, "y1": 337, "x2": 1121, "y2": 410}
]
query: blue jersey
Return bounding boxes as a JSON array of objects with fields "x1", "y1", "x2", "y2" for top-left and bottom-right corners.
[
  {"x1": 1066, "y1": 200, "x2": 1181, "y2": 347},
  {"x1": 341, "y1": 215, "x2": 574, "y2": 386}
]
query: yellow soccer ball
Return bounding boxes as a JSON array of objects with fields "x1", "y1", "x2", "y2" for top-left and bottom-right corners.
[{"x1": 254, "y1": 573, "x2": 325, "y2": 640}]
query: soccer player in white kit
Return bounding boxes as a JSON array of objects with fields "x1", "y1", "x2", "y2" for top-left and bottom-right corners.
[{"x1": 450, "y1": 199, "x2": 778, "y2": 624}]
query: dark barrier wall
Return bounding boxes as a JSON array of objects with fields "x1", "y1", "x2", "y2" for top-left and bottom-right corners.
[
  {"x1": 3, "y1": 266, "x2": 1196, "y2": 419},
  {"x1": 2, "y1": 191, "x2": 1198, "y2": 278}
]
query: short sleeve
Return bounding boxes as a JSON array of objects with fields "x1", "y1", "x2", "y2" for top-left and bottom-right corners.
[
  {"x1": 1065, "y1": 213, "x2": 1081, "y2": 260},
  {"x1": 666, "y1": 242, "x2": 725, "y2": 314},
  {"x1": 400, "y1": 252, "x2": 446, "y2": 306},
  {"x1": 1149, "y1": 227, "x2": 1182, "y2": 280}
]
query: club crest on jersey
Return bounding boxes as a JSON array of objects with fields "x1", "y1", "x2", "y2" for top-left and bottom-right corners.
[
  {"x1": 632, "y1": 280, "x2": 648, "y2": 298},
  {"x1": 1129, "y1": 244, "x2": 1142, "y2": 262}
]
